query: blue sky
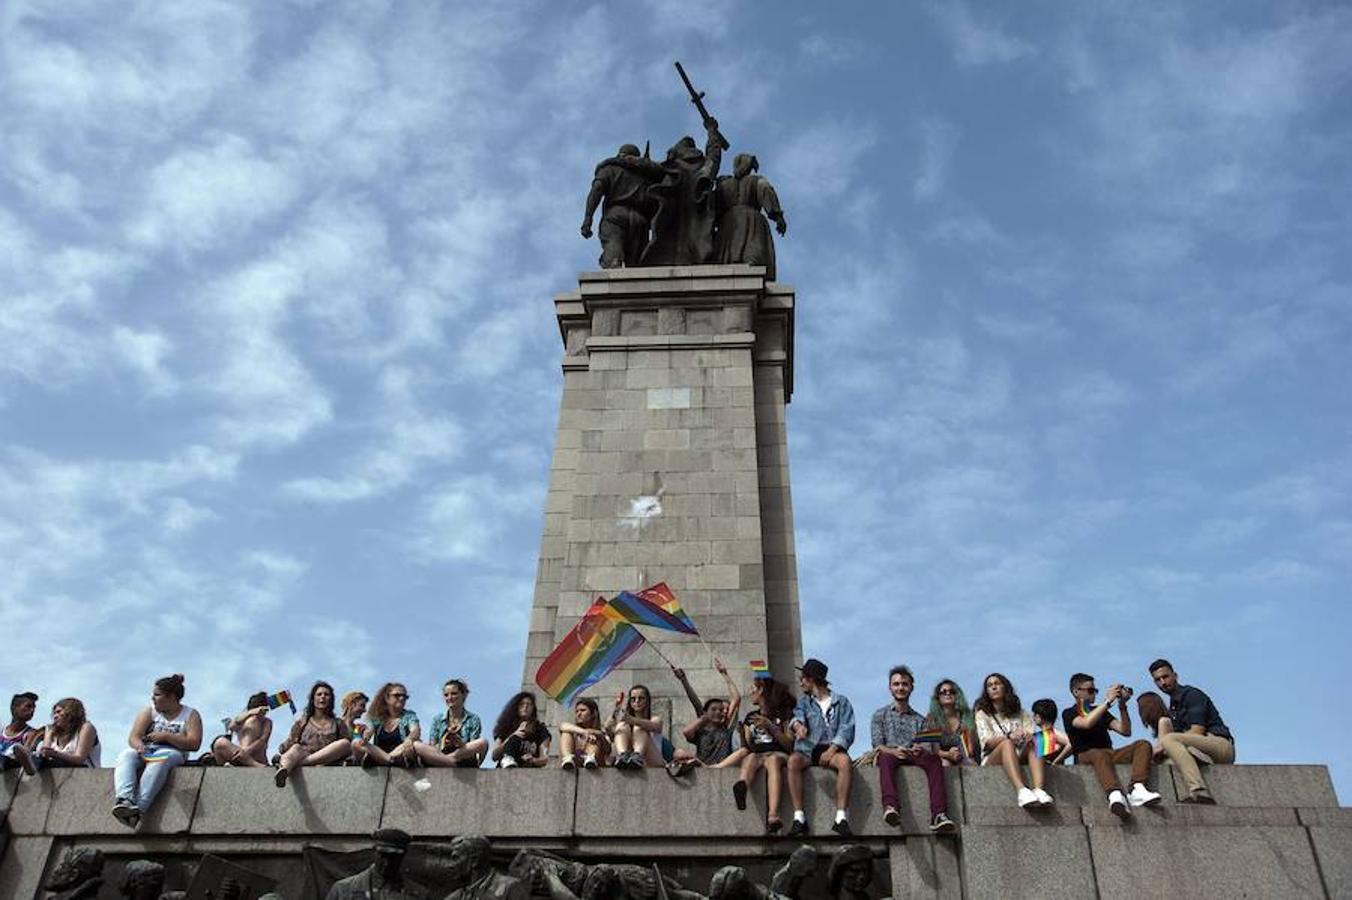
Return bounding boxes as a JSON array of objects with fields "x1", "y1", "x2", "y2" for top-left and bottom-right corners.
[{"x1": 2, "y1": 2, "x2": 1349, "y2": 798}]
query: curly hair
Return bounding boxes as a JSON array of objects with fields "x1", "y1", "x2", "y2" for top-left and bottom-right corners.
[
  {"x1": 973, "y1": 672, "x2": 1022, "y2": 717},
  {"x1": 493, "y1": 691, "x2": 539, "y2": 741},
  {"x1": 368, "y1": 682, "x2": 408, "y2": 724}
]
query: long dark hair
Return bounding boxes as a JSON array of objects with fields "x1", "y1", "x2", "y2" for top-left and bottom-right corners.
[
  {"x1": 50, "y1": 698, "x2": 87, "y2": 745},
  {"x1": 304, "y1": 681, "x2": 336, "y2": 720},
  {"x1": 625, "y1": 684, "x2": 652, "y2": 718},
  {"x1": 755, "y1": 677, "x2": 795, "y2": 722},
  {"x1": 973, "y1": 672, "x2": 1022, "y2": 717},
  {"x1": 368, "y1": 682, "x2": 407, "y2": 724},
  {"x1": 493, "y1": 691, "x2": 538, "y2": 740}
]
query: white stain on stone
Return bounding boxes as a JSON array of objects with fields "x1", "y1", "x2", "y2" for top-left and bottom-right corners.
[{"x1": 619, "y1": 495, "x2": 663, "y2": 528}]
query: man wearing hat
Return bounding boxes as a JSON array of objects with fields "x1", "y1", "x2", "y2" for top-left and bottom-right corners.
[
  {"x1": 326, "y1": 828, "x2": 422, "y2": 899},
  {"x1": 786, "y1": 658, "x2": 856, "y2": 836}
]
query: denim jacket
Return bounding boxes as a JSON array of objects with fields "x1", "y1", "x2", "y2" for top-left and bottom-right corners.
[{"x1": 790, "y1": 691, "x2": 856, "y2": 754}]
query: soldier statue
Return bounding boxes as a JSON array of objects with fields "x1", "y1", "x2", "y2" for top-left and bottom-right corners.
[{"x1": 327, "y1": 828, "x2": 425, "y2": 900}]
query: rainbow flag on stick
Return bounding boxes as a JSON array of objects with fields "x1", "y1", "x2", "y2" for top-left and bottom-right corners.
[
  {"x1": 267, "y1": 691, "x2": 296, "y2": 714},
  {"x1": 1034, "y1": 728, "x2": 1060, "y2": 758},
  {"x1": 912, "y1": 728, "x2": 945, "y2": 744},
  {"x1": 750, "y1": 660, "x2": 771, "y2": 680},
  {"x1": 536, "y1": 597, "x2": 647, "y2": 705},
  {"x1": 634, "y1": 583, "x2": 699, "y2": 635},
  {"x1": 611, "y1": 590, "x2": 698, "y2": 635}
]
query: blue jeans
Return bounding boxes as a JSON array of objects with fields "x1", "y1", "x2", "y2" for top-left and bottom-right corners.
[{"x1": 114, "y1": 746, "x2": 186, "y2": 813}]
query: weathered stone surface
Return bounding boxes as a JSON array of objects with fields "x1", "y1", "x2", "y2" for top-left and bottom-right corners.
[
  {"x1": 2, "y1": 769, "x2": 54, "y2": 835},
  {"x1": 1089, "y1": 826, "x2": 1324, "y2": 899},
  {"x1": 0, "y1": 770, "x2": 15, "y2": 818},
  {"x1": 889, "y1": 837, "x2": 961, "y2": 900},
  {"x1": 575, "y1": 764, "x2": 766, "y2": 837},
  {"x1": 1081, "y1": 803, "x2": 1297, "y2": 828},
  {"x1": 36, "y1": 767, "x2": 202, "y2": 836},
  {"x1": 1167, "y1": 764, "x2": 1338, "y2": 807},
  {"x1": 959, "y1": 826, "x2": 1095, "y2": 900},
  {"x1": 382, "y1": 768, "x2": 574, "y2": 838},
  {"x1": 0, "y1": 835, "x2": 52, "y2": 900},
  {"x1": 1309, "y1": 826, "x2": 1352, "y2": 898},
  {"x1": 1298, "y1": 806, "x2": 1352, "y2": 827},
  {"x1": 191, "y1": 766, "x2": 384, "y2": 835}
]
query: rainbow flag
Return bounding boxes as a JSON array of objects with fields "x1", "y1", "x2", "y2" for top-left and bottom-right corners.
[
  {"x1": 1034, "y1": 728, "x2": 1059, "y2": 758},
  {"x1": 536, "y1": 597, "x2": 647, "y2": 704},
  {"x1": 267, "y1": 691, "x2": 296, "y2": 713},
  {"x1": 1078, "y1": 700, "x2": 1094, "y2": 718},
  {"x1": 634, "y1": 583, "x2": 699, "y2": 634},
  {"x1": 960, "y1": 729, "x2": 976, "y2": 760},
  {"x1": 912, "y1": 728, "x2": 945, "y2": 744},
  {"x1": 142, "y1": 745, "x2": 176, "y2": 764},
  {"x1": 611, "y1": 590, "x2": 697, "y2": 635},
  {"x1": 750, "y1": 660, "x2": 771, "y2": 679}
]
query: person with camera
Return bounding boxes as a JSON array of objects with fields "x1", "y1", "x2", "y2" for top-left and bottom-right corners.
[
  {"x1": 1064, "y1": 674, "x2": 1162, "y2": 818},
  {"x1": 1148, "y1": 658, "x2": 1234, "y2": 804}
]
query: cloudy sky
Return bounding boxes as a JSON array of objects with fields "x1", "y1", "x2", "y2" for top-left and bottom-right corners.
[{"x1": 2, "y1": 2, "x2": 1349, "y2": 796}]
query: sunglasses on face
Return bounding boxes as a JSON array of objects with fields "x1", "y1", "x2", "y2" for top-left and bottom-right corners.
[{"x1": 391, "y1": 693, "x2": 408, "y2": 700}]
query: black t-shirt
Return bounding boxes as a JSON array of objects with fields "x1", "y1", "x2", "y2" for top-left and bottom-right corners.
[
  {"x1": 742, "y1": 710, "x2": 784, "y2": 753},
  {"x1": 1063, "y1": 706, "x2": 1114, "y2": 756},
  {"x1": 504, "y1": 721, "x2": 550, "y2": 760},
  {"x1": 1170, "y1": 685, "x2": 1232, "y2": 741},
  {"x1": 691, "y1": 723, "x2": 735, "y2": 764}
]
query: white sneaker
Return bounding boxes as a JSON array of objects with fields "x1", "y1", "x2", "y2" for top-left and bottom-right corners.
[
  {"x1": 583, "y1": 754, "x2": 598, "y2": 770},
  {"x1": 1128, "y1": 782, "x2": 1163, "y2": 807},
  {"x1": 1017, "y1": 787, "x2": 1039, "y2": 808},
  {"x1": 560, "y1": 756, "x2": 576, "y2": 770},
  {"x1": 1107, "y1": 790, "x2": 1130, "y2": 818},
  {"x1": 1034, "y1": 788, "x2": 1055, "y2": 807},
  {"x1": 500, "y1": 755, "x2": 519, "y2": 768}
]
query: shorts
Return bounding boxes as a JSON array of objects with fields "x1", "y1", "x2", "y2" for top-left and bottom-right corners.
[
  {"x1": 660, "y1": 736, "x2": 675, "y2": 764},
  {"x1": 809, "y1": 744, "x2": 834, "y2": 766}
]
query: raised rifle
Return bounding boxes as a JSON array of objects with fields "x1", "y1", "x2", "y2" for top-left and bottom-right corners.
[{"x1": 674, "y1": 60, "x2": 730, "y2": 150}]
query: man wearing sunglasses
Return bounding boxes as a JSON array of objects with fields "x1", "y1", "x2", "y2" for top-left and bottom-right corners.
[{"x1": 1064, "y1": 674, "x2": 1162, "y2": 818}]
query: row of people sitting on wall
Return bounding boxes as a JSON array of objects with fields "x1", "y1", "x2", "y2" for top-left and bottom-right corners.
[{"x1": 1, "y1": 656, "x2": 1233, "y2": 836}]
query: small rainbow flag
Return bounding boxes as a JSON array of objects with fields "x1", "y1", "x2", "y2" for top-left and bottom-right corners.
[
  {"x1": 350, "y1": 722, "x2": 367, "y2": 742},
  {"x1": 536, "y1": 597, "x2": 647, "y2": 705},
  {"x1": 912, "y1": 728, "x2": 945, "y2": 744},
  {"x1": 960, "y1": 729, "x2": 976, "y2": 760},
  {"x1": 1034, "y1": 728, "x2": 1059, "y2": 758},
  {"x1": 750, "y1": 660, "x2": 771, "y2": 679},
  {"x1": 611, "y1": 590, "x2": 698, "y2": 635},
  {"x1": 142, "y1": 745, "x2": 176, "y2": 764},
  {"x1": 267, "y1": 691, "x2": 296, "y2": 714},
  {"x1": 1078, "y1": 700, "x2": 1094, "y2": 718},
  {"x1": 635, "y1": 583, "x2": 699, "y2": 634}
]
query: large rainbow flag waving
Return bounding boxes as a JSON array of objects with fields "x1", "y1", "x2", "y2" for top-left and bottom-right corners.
[
  {"x1": 535, "y1": 597, "x2": 647, "y2": 705},
  {"x1": 611, "y1": 587, "x2": 699, "y2": 635},
  {"x1": 630, "y1": 582, "x2": 699, "y2": 634}
]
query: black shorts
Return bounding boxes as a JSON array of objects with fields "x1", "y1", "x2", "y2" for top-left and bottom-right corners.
[{"x1": 810, "y1": 744, "x2": 832, "y2": 766}]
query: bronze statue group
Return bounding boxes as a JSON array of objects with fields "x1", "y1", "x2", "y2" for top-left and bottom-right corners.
[{"x1": 3, "y1": 655, "x2": 1233, "y2": 840}]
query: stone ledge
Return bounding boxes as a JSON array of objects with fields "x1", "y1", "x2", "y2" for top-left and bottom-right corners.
[
  {"x1": 383, "y1": 768, "x2": 572, "y2": 839},
  {"x1": 191, "y1": 767, "x2": 384, "y2": 836},
  {"x1": 1166, "y1": 764, "x2": 1338, "y2": 807}
]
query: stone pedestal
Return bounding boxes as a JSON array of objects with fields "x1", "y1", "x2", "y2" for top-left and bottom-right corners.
[{"x1": 523, "y1": 265, "x2": 802, "y2": 723}]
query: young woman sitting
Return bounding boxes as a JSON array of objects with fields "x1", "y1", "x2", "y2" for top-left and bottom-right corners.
[
  {"x1": 973, "y1": 672, "x2": 1054, "y2": 809},
  {"x1": 731, "y1": 675, "x2": 795, "y2": 833},
  {"x1": 924, "y1": 679, "x2": 980, "y2": 766},
  {"x1": 558, "y1": 697, "x2": 612, "y2": 769},
  {"x1": 608, "y1": 684, "x2": 665, "y2": 769},
  {"x1": 210, "y1": 692, "x2": 272, "y2": 767},
  {"x1": 491, "y1": 692, "x2": 551, "y2": 768},
  {"x1": 340, "y1": 690, "x2": 369, "y2": 764},
  {"x1": 275, "y1": 681, "x2": 352, "y2": 787},
  {"x1": 37, "y1": 698, "x2": 101, "y2": 769},
  {"x1": 415, "y1": 678, "x2": 489, "y2": 768},
  {"x1": 112, "y1": 674, "x2": 203, "y2": 829},
  {"x1": 357, "y1": 682, "x2": 420, "y2": 767}
]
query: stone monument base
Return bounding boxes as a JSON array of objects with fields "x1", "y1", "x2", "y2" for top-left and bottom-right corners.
[{"x1": 1, "y1": 765, "x2": 1346, "y2": 898}]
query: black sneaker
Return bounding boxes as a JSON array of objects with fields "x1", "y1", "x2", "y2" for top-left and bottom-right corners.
[
  {"x1": 788, "y1": 819, "x2": 809, "y2": 837},
  {"x1": 112, "y1": 799, "x2": 139, "y2": 828},
  {"x1": 930, "y1": 812, "x2": 957, "y2": 834},
  {"x1": 733, "y1": 780, "x2": 748, "y2": 811},
  {"x1": 274, "y1": 767, "x2": 289, "y2": 789},
  {"x1": 831, "y1": 819, "x2": 853, "y2": 837}
]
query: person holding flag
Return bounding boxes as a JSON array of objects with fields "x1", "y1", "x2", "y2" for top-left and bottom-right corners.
[
  {"x1": 870, "y1": 666, "x2": 957, "y2": 834},
  {"x1": 209, "y1": 691, "x2": 273, "y2": 767}
]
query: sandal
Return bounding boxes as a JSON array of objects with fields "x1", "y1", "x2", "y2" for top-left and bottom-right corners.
[{"x1": 765, "y1": 817, "x2": 783, "y2": 835}]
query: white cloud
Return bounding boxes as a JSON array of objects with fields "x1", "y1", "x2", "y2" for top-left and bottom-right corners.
[{"x1": 928, "y1": 1, "x2": 1035, "y2": 67}]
